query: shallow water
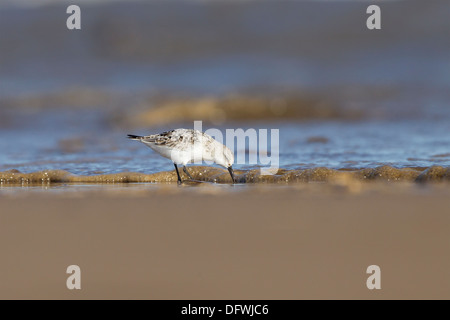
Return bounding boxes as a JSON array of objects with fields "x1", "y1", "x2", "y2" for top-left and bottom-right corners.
[
  {"x1": 0, "y1": 109, "x2": 449, "y2": 177},
  {"x1": 0, "y1": 110, "x2": 450, "y2": 183}
]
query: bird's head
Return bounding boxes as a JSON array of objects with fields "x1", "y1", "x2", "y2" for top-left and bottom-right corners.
[
  {"x1": 214, "y1": 145, "x2": 236, "y2": 183},
  {"x1": 214, "y1": 145, "x2": 233, "y2": 167}
]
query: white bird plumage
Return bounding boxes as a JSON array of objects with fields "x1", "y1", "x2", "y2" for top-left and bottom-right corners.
[{"x1": 128, "y1": 129, "x2": 236, "y2": 184}]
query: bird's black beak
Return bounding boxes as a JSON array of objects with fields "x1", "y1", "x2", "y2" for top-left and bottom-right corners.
[{"x1": 228, "y1": 166, "x2": 236, "y2": 184}]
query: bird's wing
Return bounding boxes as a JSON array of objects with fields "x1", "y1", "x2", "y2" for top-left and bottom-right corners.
[
  {"x1": 138, "y1": 129, "x2": 215, "y2": 151},
  {"x1": 137, "y1": 129, "x2": 188, "y2": 148}
]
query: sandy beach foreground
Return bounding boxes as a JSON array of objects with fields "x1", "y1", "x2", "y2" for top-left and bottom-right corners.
[{"x1": 0, "y1": 183, "x2": 449, "y2": 299}]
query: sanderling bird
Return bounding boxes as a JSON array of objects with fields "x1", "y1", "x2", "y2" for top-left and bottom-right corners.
[{"x1": 127, "y1": 129, "x2": 236, "y2": 184}]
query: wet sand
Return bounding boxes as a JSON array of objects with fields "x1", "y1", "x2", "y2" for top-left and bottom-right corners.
[{"x1": 1, "y1": 183, "x2": 449, "y2": 299}]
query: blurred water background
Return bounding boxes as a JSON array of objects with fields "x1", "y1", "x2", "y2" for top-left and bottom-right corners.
[{"x1": 0, "y1": 0, "x2": 449, "y2": 176}]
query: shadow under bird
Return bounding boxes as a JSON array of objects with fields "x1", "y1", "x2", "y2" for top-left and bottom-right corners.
[{"x1": 127, "y1": 129, "x2": 236, "y2": 184}]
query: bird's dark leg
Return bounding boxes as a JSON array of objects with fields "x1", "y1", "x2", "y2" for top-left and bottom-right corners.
[
  {"x1": 174, "y1": 164, "x2": 182, "y2": 185},
  {"x1": 183, "y1": 166, "x2": 194, "y2": 180}
]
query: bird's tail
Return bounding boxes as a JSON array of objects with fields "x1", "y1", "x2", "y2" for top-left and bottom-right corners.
[{"x1": 127, "y1": 134, "x2": 143, "y2": 140}]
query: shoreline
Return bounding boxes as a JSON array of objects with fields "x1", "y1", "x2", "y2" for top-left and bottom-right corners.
[{"x1": 1, "y1": 165, "x2": 449, "y2": 185}]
